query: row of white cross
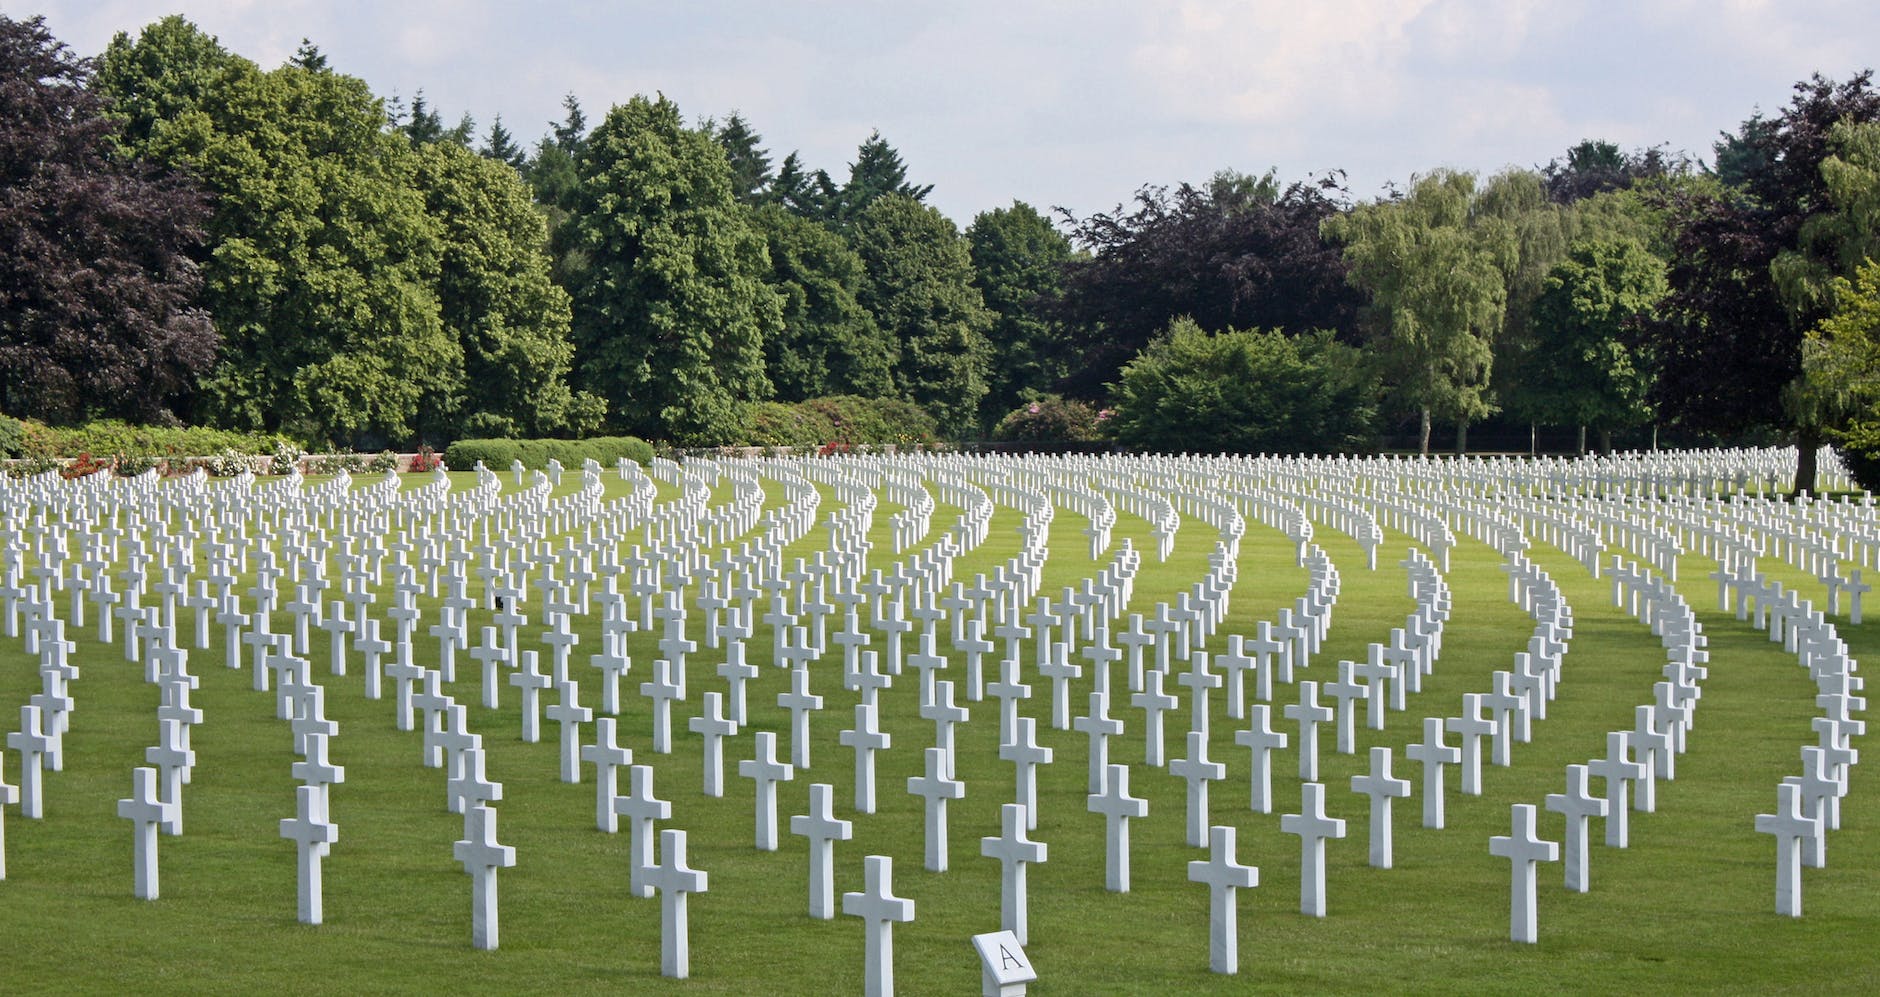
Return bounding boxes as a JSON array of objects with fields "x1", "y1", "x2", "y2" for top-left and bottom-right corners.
[{"x1": 0, "y1": 445, "x2": 1865, "y2": 988}]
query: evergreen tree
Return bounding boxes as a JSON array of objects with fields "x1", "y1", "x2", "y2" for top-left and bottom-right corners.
[
  {"x1": 404, "y1": 89, "x2": 444, "y2": 145},
  {"x1": 711, "y1": 112, "x2": 772, "y2": 203},
  {"x1": 288, "y1": 38, "x2": 326, "y2": 71},
  {"x1": 481, "y1": 114, "x2": 525, "y2": 170},
  {"x1": 767, "y1": 151, "x2": 822, "y2": 216},
  {"x1": 836, "y1": 131, "x2": 931, "y2": 225}
]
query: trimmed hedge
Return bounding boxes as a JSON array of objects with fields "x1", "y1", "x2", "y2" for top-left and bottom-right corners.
[
  {"x1": 14, "y1": 419, "x2": 282, "y2": 460},
  {"x1": 444, "y1": 435, "x2": 654, "y2": 471}
]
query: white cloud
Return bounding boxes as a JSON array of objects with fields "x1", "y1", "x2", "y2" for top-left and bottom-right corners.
[{"x1": 20, "y1": 0, "x2": 1880, "y2": 219}]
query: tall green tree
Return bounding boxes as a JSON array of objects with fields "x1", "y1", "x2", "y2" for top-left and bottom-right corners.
[
  {"x1": 851, "y1": 194, "x2": 991, "y2": 434},
  {"x1": 1804, "y1": 261, "x2": 1880, "y2": 484},
  {"x1": 709, "y1": 112, "x2": 772, "y2": 203},
  {"x1": 1645, "y1": 72, "x2": 1880, "y2": 492},
  {"x1": 766, "y1": 150, "x2": 826, "y2": 218},
  {"x1": 411, "y1": 140, "x2": 591, "y2": 438},
  {"x1": 1525, "y1": 238, "x2": 1668, "y2": 451},
  {"x1": 835, "y1": 131, "x2": 931, "y2": 226},
  {"x1": 0, "y1": 14, "x2": 217, "y2": 423},
  {"x1": 568, "y1": 94, "x2": 780, "y2": 443},
  {"x1": 966, "y1": 201, "x2": 1075, "y2": 424},
  {"x1": 751, "y1": 204, "x2": 894, "y2": 400},
  {"x1": 99, "y1": 16, "x2": 461, "y2": 446},
  {"x1": 480, "y1": 114, "x2": 525, "y2": 170},
  {"x1": 1321, "y1": 170, "x2": 1512, "y2": 453}
]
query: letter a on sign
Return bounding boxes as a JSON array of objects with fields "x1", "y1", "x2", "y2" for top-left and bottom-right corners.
[{"x1": 973, "y1": 930, "x2": 1037, "y2": 995}]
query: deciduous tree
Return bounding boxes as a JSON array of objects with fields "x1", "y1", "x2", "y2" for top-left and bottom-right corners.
[
  {"x1": 99, "y1": 16, "x2": 461, "y2": 446},
  {"x1": 851, "y1": 194, "x2": 990, "y2": 435},
  {"x1": 0, "y1": 14, "x2": 217, "y2": 423},
  {"x1": 1108, "y1": 318, "x2": 1376, "y2": 454},
  {"x1": 1322, "y1": 170, "x2": 1511, "y2": 453},
  {"x1": 751, "y1": 204, "x2": 894, "y2": 400},
  {"x1": 967, "y1": 201, "x2": 1075, "y2": 424},
  {"x1": 568, "y1": 94, "x2": 780, "y2": 443},
  {"x1": 1525, "y1": 238, "x2": 1667, "y2": 451},
  {"x1": 1056, "y1": 171, "x2": 1359, "y2": 398}
]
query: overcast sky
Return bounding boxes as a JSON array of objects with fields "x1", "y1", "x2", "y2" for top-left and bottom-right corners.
[{"x1": 21, "y1": 1, "x2": 1880, "y2": 224}]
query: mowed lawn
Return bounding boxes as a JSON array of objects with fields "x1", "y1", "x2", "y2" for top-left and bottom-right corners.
[{"x1": 0, "y1": 464, "x2": 1874, "y2": 995}]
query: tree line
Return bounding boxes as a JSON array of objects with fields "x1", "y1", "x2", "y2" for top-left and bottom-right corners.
[{"x1": 4, "y1": 14, "x2": 1879, "y2": 483}]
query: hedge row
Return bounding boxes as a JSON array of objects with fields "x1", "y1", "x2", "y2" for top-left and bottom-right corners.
[
  {"x1": 443, "y1": 436, "x2": 654, "y2": 472},
  {"x1": 0, "y1": 417, "x2": 284, "y2": 460}
]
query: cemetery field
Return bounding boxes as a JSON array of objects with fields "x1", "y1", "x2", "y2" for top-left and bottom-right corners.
[{"x1": 0, "y1": 457, "x2": 1875, "y2": 994}]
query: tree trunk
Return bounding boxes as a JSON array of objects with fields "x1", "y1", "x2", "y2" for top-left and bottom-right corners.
[
  {"x1": 1576, "y1": 425, "x2": 1586, "y2": 455},
  {"x1": 1599, "y1": 427, "x2": 1613, "y2": 454},
  {"x1": 1651, "y1": 425, "x2": 1659, "y2": 451},
  {"x1": 1455, "y1": 421, "x2": 1468, "y2": 455},
  {"x1": 1418, "y1": 407, "x2": 1431, "y2": 456},
  {"x1": 1794, "y1": 425, "x2": 1821, "y2": 497},
  {"x1": 1528, "y1": 423, "x2": 1536, "y2": 457}
]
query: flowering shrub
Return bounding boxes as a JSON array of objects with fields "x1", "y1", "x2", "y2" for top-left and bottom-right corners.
[
  {"x1": 408, "y1": 445, "x2": 442, "y2": 472},
  {"x1": 368, "y1": 449, "x2": 400, "y2": 472},
  {"x1": 61, "y1": 452, "x2": 110, "y2": 479},
  {"x1": 991, "y1": 395, "x2": 1105, "y2": 442},
  {"x1": 201, "y1": 448, "x2": 255, "y2": 477},
  {"x1": 114, "y1": 452, "x2": 159, "y2": 476},
  {"x1": 264, "y1": 438, "x2": 305, "y2": 475}
]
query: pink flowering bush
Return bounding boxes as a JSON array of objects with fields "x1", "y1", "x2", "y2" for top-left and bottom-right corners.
[{"x1": 990, "y1": 395, "x2": 1105, "y2": 442}]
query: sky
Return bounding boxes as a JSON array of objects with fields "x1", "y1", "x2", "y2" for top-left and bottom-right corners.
[{"x1": 17, "y1": 1, "x2": 1880, "y2": 224}]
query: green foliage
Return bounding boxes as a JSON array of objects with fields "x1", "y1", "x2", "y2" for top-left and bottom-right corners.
[
  {"x1": 1055, "y1": 173, "x2": 1360, "y2": 400},
  {"x1": 797, "y1": 395, "x2": 938, "y2": 445},
  {"x1": 1805, "y1": 261, "x2": 1880, "y2": 486},
  {"x1": 0, "y1": 413, "x2": 23, "y2": 458},
  {"x1": 12, "y1": 419, "x2": 278, "y2": 460},
  {"x1": 1772, "y1": 121, "x2": 1880, "y2": 327},
  {"x1": 967, "y1": 202, "x2": 1075, "y2": 425},
  {"x1": 568, "y1": 95, "x2": 780, "y2": 445},
  {"x1": 831, "y1": 130, "x2": 932, "y2": 226},
  {"x1": 851, "y1": 195, "x2": 992, "y2": 436},
  {"x1": 1525, "y1": 239, "x2": 1668, "y2": 435},
  {"x1": 990, "y1": 395, "x2": 1105, "y2": 443},
  {"x1": 442, "y1": 435, "x2": 654, "y2": 471},
  {"x1": 368, "y1": 449, "x2": 400, "y2": 473},
  {"x1": 1108, "y1": 319, "x2": 1378, "y2": 454},
  {"x1": 750, "y1": 205, "x2": 895, "y2": 400},
  {"x1": 708, "y1": 112, "x2": 772, "y2": 203},
  {"x1": 411, "y1": 141, "x2": 580, "y2": 437},
  {"x1": 741, "y1": 401, "x2": 839, "y2": 449},
  {"x1": 98, "y1": 17, "x2": 464, "y2": 447},
  {"x1": 1322, "y1": 170, "x2": 1510, "y2": 452}
]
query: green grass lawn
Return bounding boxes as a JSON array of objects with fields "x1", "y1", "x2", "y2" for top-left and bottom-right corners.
[{"x1": 0, "y1": 462, "x2": 1874, "y2": 995}]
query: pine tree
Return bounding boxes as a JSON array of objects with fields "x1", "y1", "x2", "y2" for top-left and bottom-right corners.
[{"x1": 482, "y1": 115, "x2": 525, "y2": 170}]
